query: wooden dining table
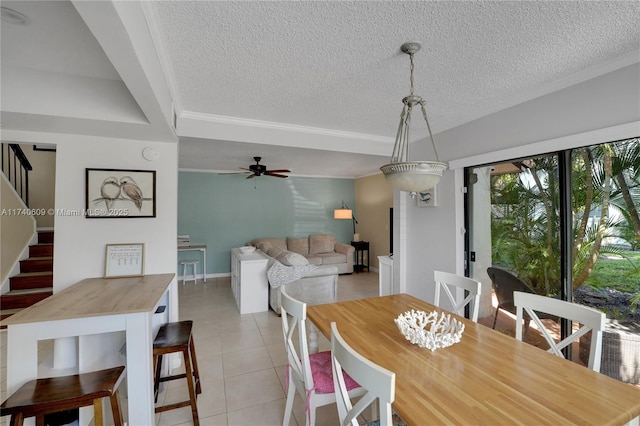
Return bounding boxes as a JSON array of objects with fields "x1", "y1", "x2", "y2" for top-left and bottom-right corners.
[{"x1": 306, "y1": 294, "x2": 640, "y2": 425}]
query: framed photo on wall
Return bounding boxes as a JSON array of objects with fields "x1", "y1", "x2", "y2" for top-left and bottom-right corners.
[
  {"x1": 416, "y1": 186, "x2": 437, "y2": 207},
  {"x1": 86, "y1": 168, "x2": 156, "y2": 218},
  {"x1": 105, "y1": 243, "x2": 145, "y2": 278}
]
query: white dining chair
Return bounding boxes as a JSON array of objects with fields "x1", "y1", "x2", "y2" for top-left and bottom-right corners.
[
  {"x1": 433, "y1": 270, "x2": 482, "y2": 322},
  {"x1": 331, "y1": 322, "x2": 406, "y2": 426},
  {"x1": 513, "y1": 291, "x2": 606, "y2": 372},
  {"x1": 280, "y1": 287, "x2": 365, "y2": 426}
]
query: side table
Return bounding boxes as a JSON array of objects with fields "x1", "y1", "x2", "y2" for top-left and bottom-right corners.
[{"x1": 351, "y1": 241, "x2": 369, "y2": 273}]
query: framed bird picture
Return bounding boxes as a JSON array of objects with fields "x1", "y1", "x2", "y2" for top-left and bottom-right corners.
[{"x1": 85, "y1": 168, "x2": 156, "y2": 218}]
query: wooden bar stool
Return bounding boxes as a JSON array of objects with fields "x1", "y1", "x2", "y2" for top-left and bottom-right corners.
[
  {"x1": 153, "y1": 320, "x2": 201, "y2": 425},
  {"x1": 0, "y1": 366, "x2": 126, "y2": 426}
]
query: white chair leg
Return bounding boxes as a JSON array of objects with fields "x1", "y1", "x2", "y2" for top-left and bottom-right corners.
[{"x1": 282, "y1": 369, "x2": 296, "y2": 426}]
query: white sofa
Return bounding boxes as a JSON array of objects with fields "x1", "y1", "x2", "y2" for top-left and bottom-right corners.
[
  {"x1": 268, "y1": 265, "x2": 339, "y2": 315},
  {"x1": 249, "y1": 235, "x2": 345, "y2": 314},
  {"x1": 250, "y1": 234, "x2": 354, "y2": 274}
]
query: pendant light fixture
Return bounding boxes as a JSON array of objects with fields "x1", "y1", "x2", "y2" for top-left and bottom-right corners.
[{"x1": 380, "y1": 42, "x2": 447, "y2": 196}]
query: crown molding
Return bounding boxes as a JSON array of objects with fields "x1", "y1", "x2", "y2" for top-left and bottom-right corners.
[{"x1": 177, "y1": 110, "x2": 394, "y2": 156}]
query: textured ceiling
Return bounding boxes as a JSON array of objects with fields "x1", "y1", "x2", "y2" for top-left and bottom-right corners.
[
  {"x1": 153, "y1": 1, "x2": 639, "y2": 137},
  {"x1": 1, "y1": 1, "x2": 638, "y2": 177}
]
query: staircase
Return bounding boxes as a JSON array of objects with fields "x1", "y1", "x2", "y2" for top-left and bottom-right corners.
[{"x1": 1, "y1": 230, "x2": 54, "y2": 325}]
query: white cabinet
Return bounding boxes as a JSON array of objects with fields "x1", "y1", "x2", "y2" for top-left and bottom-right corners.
[
  {"x1": 231, "y1": 248, "x2": 269, "y2": 314},
  {"x1": 378, "y1": 255, "x2": 394, "y2": 296}
]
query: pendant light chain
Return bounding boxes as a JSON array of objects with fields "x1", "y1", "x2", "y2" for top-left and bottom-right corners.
[
  {"x1": 411, "y1": 49, "x2": 440, "y2": 162},
  {"x1": 409, "y1": 52, "x2": 415, "y2": 97}
]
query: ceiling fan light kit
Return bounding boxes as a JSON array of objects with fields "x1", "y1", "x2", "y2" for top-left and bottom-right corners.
[{"x1": 380, "y1": 42, "x2": 448, "y2": 197}]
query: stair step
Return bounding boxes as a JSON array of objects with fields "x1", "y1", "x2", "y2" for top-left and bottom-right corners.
[
  {"x1": 38, "y1": 230, "x2": 54, "y2": 244},
  {"x1": 10, "y1": 271, "x2": 53, "y2": 290},
  {"x1": 30, "y1": 243, "x2": 53, "y2": 257},
  {"x1": 19, "y1": 256, "x2": 53, "y2": 273},
  {"x1": 0, "y1": 308, "x2": 23, "y2": 320},
  {"x1": 0, "y1": 288, "x2": 52, "y2": 310},
  {"x1": 0, "y1": 308, "x2": 24, "y2": 328}
]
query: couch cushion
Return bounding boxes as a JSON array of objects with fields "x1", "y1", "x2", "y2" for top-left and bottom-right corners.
[
  {"x1": 286, "y1": 237, "x2": 309, "y2": 255},
  {"x1": 255, "y1": 241, "x2": 272, "y2": 252},
  {"x1": 267, "y1": 247, "x2": 286, "y2": 259},
  {"x1": 304, "y1": 255, "x2": 323, "y2": 266},
  {"x1": 309, "y1": 234, "x2": 336, "y2": 254},
  {"x1": 251, "y1": 238, "x2": 287, "y2": 251},
  {"x1": 316, "y1": 252, "x2": 346, "y2": 265},
  {"x1": 278, "y1": 251, "x2": 309, "y2": 266}
]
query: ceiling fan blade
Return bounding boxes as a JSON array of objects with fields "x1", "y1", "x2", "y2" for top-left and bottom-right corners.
[
  {"x1": 266, "y1": 169, "x2": 291, "y2": 173},
  {"x1": 245, "y1": 174, "x2": 256, "y2": 179},
  {"x1": 217, "y1": 170, "x2": 251, "y2": 175},
  {"x1": 266, "y1": 173, "x2": 289, "y2": 178}
]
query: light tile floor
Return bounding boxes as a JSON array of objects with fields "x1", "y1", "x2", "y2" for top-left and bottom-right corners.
[
  {"x1": 1, "y1": 271, "x2": 379, "y2": 426},
  {"x1": 159, "y1": 272, "x2": 379, "y2": 426}
]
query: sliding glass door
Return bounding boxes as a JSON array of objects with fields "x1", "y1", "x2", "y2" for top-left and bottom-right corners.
[{"x1": 466, "y1": 137, "x2": 639, "y2": 382}]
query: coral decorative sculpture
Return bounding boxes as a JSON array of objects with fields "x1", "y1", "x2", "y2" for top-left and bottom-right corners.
[{"x1": 394, "y1": 310, "x2": 465, "y2": 351}]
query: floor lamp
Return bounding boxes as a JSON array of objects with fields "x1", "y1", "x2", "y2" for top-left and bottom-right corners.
[{"x1": 334, "y1": 202, "x2": 359, "y2": 241}]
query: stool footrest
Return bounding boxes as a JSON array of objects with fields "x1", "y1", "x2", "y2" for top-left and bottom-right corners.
[
  {"x1": 158, "y1": 373, "x2": 187, "y2": 382},
  {"x1": 155, "y1": 400, "x2": 193, "y2": 413}
]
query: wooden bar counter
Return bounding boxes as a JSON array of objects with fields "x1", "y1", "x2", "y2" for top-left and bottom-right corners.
[{"x1": 2, "y1": 273, "x2": 175, "y2": 426}]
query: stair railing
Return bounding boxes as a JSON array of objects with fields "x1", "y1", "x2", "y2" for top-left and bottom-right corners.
[{"x1": 1, "y1": 143, "x2": 32, "y2": 207}]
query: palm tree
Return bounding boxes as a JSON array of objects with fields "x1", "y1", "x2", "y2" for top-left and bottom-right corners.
[{"x1": 491, "y1": 138, "x2": 639, "y2": 294}]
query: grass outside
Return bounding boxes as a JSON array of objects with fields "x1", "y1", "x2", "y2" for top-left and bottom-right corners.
[{"x1": 583, "y1": 250, "x2": 640, "y2": 294}]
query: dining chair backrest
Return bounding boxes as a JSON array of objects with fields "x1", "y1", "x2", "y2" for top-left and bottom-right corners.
[
  {"x1": 513, "y1": 291, "x2": 606, "y2": 372},
  {"x1": 331, "y1": 322, "x2": 396, "y2": 426},
  {"x1": 280, "y1": 286, "x2": 314, "y2": 402},
  {"x1": 433, "y1": 270, "x2": 482, "y2": 322},
  {"x1": 280, "y1": 287, "x2": 365, "y2": 425}
]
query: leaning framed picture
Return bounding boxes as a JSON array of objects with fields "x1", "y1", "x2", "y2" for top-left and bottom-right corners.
[
  {"x1": 86, "y1": 168, "x2": 156, "y2": 218},
  {"x1": 416, "y1": 186, "x2": 437, "y2": 207},
  {"x1": 105, "y1": 243, "x2": 145, "y2": 278}
]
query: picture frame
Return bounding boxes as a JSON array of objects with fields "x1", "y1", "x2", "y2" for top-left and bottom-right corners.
[
  {"x1": 416, "y1": 186, "x2": 437, "y2": 207},
  {"x1": 86, "y1": 168, "x2": 156, "y2": 218},
  {"x1": 105, "y1": 243, "x2": 145, "y2": 278}
]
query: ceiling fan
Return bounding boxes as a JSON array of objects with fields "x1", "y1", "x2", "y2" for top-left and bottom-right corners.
[{"x1": 225, "y1": 157, "x2": 290, "y2": 179}]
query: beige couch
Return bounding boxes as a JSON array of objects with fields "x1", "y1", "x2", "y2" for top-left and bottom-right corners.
[{"x1": 250, "y1": 234, "x2": 354, "y2": 274}]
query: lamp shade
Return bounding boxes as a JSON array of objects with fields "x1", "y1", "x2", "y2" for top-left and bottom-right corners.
[{"x1": 334, "y1": 209, "x2": 352, "y2": 219}]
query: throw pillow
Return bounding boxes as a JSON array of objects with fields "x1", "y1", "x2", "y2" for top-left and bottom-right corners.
[
  {"x1": 309, "y1": 234, "x2": 336, "y2": 254},
  {"x1": 287, "y1": 237, "x2": 309, "y2": 255},
  {"x1": 278, "y1": 251, "x2": 309, "y2": 266},
  {"x1": 267, "y1": 247, "x2": 286, "y2": 259},
  {"x1": 256, "y1": 241, "x2": 272, "y2": 252}
]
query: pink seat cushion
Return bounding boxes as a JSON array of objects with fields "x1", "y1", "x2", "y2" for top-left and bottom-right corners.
[{"x1": 310, "y1": 351, "x2": 359, "y2": 393}]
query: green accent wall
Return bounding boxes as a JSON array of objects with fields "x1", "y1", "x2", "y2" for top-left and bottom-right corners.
[{"x1": 178, "y1": 171, "x2": 355, "y2": 275}]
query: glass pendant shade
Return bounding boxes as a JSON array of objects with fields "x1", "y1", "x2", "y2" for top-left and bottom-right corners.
[
  {"x1": 380, "y1": 42, "x2": 448, "y2": 194},
  {"x1": 381, "y1": 161, "x2": 446, "y2": 192}
]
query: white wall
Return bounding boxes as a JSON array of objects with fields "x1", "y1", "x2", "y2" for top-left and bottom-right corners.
[
  {"x1": 399, "y1": 62, "x2": 640, "y2": 306},
  {"x1": 52, "y1": 137, "x2": 177, "y2": 290},
  {"x1": 2, "y1": 129, "x2": 179, "y2": 295}
]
